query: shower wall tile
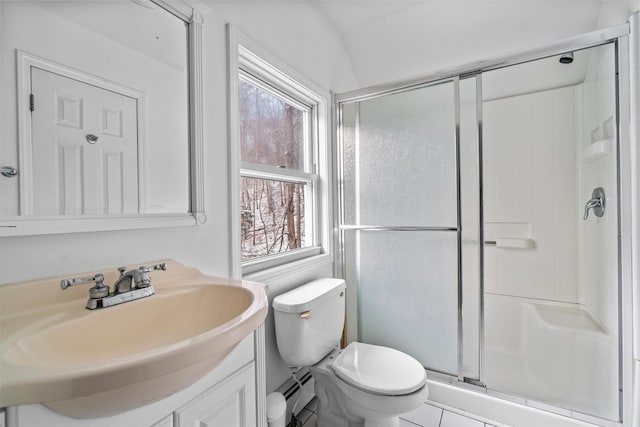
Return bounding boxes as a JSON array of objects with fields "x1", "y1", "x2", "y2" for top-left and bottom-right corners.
[
  {"x1": 512, "y1": 97, "x2": 534, "y2": 220},
  {"x1": 483, "y1": 100, "x2": 512, "y2": 222},
  {"x1": 535, "y1": 279, "x2": 556, "y2": 300},
  {"x1": 514, "y1": 277, "x2": 535, "y2": 298},
  {"x1": 484, "y1": 247, "x2": 497, "y2": 294},
  {"x1": 495, "y1": 251, "x2": 516, "y2": 295},
  {"x1": 484, "y1": 86, "x2": 579, "y2": 304},
  {"x1": 555, "y1": 236, "x2": 577, "y2": 289},
  {"x1": 555, "y1": 284, "x2": 577, "y2": 302},
  {"x1": 513, "y1": 252, "x2": 535, "y2": 297}
]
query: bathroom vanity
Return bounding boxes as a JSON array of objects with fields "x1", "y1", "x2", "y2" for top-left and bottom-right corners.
[
  {"x1": 8, "y1": 337, "x2": 258, "y2": 427},
  {"x1": 0, "y1": 260, "x2": 268, "y2": 426}
]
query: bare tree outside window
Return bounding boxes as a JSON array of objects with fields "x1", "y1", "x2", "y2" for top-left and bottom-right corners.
[{"x1": 239, "y1": 79, "x2": 309, "y2": 260}]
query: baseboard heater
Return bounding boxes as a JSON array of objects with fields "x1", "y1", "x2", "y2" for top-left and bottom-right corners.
[{"x1": 280, "y1": 371, "x2": 313, "y2": 400}]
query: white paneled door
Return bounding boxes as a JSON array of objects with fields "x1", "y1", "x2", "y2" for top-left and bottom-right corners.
[{"x1": 30, "y1": 67, "x2": 139, "y2": 215}]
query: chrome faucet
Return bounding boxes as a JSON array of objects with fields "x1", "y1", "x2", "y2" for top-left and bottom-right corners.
[
  {"x1": 61, "y1": 263, "x2": 167, "y2": 309},
  {"x1": 583, "y1": 187, "x2": 606, "y2": 220},
  {"x1": 113, "y1": 265, "x2": 163, "y2": 294}
]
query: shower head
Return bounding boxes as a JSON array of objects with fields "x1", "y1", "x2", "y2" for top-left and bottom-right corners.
[{"x1": 559, "y1": 52, "x2": 574, "y2": 64}]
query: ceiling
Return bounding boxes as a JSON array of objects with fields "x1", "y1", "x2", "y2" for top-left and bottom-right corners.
[
  {"x1": 310, "y1": 0, "x2": 432, "y2": 33},
  {"x1": 307, "y1": 0, "x2": 639, "y2": 87}
]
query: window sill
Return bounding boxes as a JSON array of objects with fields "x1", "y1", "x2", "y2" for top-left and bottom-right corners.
[
  {"x1": 242, "y1": 246, "x2": 321, "y2": 274},
  {"x1": 242, "y1": 252, "x2": 333, "y2": 284}
]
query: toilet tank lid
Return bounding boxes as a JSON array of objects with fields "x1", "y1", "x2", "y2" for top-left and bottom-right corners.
[{"x1": 273, "y1": 278, "x2": 345, "y2": 313}]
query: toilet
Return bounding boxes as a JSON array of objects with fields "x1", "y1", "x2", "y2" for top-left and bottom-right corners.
[{"x1": 273, "y1": 278, "x2": 428, "y2": 427}]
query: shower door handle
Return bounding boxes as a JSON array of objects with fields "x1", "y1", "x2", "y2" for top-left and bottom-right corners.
[{"x1": 583, "y1": 187, "x2": 605, "y2": 220}]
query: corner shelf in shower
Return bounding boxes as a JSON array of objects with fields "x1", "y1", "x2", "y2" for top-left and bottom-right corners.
[{"x1": 582, "y1": 139, "x2": 613, "y2": 162}]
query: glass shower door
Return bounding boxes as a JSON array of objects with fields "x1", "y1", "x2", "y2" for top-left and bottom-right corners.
[
  {"x1": 339, "y1": 80, "x2": 460, "y2": 375},
  {"x1": 336, "y1": 32, "x2": 624, "y2": 423},
  {"x1": 481, "y1": 43, "x2": 620, "y2": 420}
]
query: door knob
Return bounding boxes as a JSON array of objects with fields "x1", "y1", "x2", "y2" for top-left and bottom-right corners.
[
  {"x1": 0, "y1": 166, "x2": 18, "y2": 177},
  {"x1": 85, "y1": 134, "x2": 99, "y2": 144}
]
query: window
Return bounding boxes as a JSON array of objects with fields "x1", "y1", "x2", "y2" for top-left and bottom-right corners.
[
  {"x1": 239, "y1": 76, "x2": 315, "y2": 262},
  {"x1": 230, "y1": 41, "x2": 329, "y2": 276}
]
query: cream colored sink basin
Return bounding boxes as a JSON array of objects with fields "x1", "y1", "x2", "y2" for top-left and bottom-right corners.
[
  {"x1": 5, "y1": 285, "x2": 254, "y2": 367},
  {"x1": 0, "y1": 260, "x2": 268, "y2": 418}
]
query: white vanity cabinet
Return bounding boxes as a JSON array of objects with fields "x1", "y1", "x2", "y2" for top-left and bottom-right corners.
[
  {"x1": 8, "y1": 334, "x2": 260, "y2": 427},
  {"x1": 174, "y1": 362, "x2": 256, "y2": 426},
  {"x1": 151, "y1": 414, "x2": 175, "y2": 427}
]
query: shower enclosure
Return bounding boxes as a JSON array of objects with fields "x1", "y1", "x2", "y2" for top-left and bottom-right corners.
[{"x1": 336, "y1": 25, "x2": 632, "y2": 424}]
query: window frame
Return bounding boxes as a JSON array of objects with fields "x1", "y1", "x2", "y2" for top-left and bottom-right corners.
[{"x1": 228, "y1": 26, "x2": 332, "y2": 279}]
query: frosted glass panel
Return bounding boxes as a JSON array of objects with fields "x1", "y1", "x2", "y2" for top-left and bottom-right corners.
[
  {"x1": 341, "y1": 103, "x2": 358, "y2": 230},
  {"x1": 354, "y1": 231, "x2": 458, "y2": 375},
  {"x1": 346, "y1": 82, "x2": 457, "y2": 227},
  {"x1": 340, "y1": 80, "x2": 460, "y2": 376}
]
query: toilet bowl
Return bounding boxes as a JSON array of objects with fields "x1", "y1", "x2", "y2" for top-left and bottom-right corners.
[
  {"x1": 311, "y1": 343, "x2": 428, "y2": 427},
  {"x1": 273, "y1": 279, "x2": 428, "y2": 427}
]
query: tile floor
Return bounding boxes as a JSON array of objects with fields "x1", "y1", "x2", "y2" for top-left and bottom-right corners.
[{"x1": 291, "y1": 398, "x2": 505, "y2": 427}]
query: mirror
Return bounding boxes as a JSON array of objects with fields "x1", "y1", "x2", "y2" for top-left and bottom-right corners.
[{"x1": 0, "y1": 0, "x2": 205, "y2": 235}]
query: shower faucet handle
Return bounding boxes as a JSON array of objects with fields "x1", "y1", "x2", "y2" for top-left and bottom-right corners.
[{"x1": 583, "y1": 187, "x2": 605, "y2": 220}]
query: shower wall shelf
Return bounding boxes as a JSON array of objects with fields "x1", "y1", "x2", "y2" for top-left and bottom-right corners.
[
  {"x1": 485, "y1": 237, "x2": 535, "y2": 249},
  {"x1": 582, "y1": 139, "x2": 613, "y2": 162}
]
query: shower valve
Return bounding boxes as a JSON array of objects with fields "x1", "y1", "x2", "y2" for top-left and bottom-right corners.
[{"x1": 583, "y1": 187, "x2": 605, "y2": 220}]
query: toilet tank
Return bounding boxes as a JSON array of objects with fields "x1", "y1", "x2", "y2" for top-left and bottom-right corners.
[{"x1": 273, "y1": 278, "x2": 346, "y2": 367}]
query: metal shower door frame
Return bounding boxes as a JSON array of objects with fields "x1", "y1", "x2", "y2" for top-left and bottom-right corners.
[{"x1": 335, "y1": 76, "x2": 463, "y2": 378}]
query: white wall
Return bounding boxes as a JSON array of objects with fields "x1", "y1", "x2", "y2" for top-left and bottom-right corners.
[{"x1": 0, "y1": 0, "x2": 358, "y2": 395}]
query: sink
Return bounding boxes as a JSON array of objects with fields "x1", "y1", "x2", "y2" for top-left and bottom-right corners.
[
  {"x1": 5, "y1": 285, "x2": 254, "y2": 367},
  {"x1": 0, "y1": 260, "x2": 268, "y2": 418}
]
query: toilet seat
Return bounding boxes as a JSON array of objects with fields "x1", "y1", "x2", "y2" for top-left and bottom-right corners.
[{"x1": 331, "y1": 342, "x2": 426, "y2": 396}]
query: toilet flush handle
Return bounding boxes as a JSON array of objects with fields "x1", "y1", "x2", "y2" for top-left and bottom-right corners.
[{"x1": 300, "y1": 311, "x2": 312, "y2": 319}]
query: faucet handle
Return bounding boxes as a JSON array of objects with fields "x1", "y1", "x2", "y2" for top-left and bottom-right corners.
[
  {"x1": 583, "y1": 187, "x2": 606, "y2": 220},
  {"x1": 88, "y1": 277, "x2": 110, "y2": 299},
  {"x1": 133, "y1": 263, "x2": 166, "y2": 288},
  {"x1": 140, "y1": 263, "x2": 167, "y2": 273},
  {"x1": 130, "y1": 263, "x2": 166, "y2": 289},
  {"x1": 60, "y1": 273, "x2": 110, "y2": 299},
  {"x1": 61, "y1": 273, "x2": 104, "y2": 289}
]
